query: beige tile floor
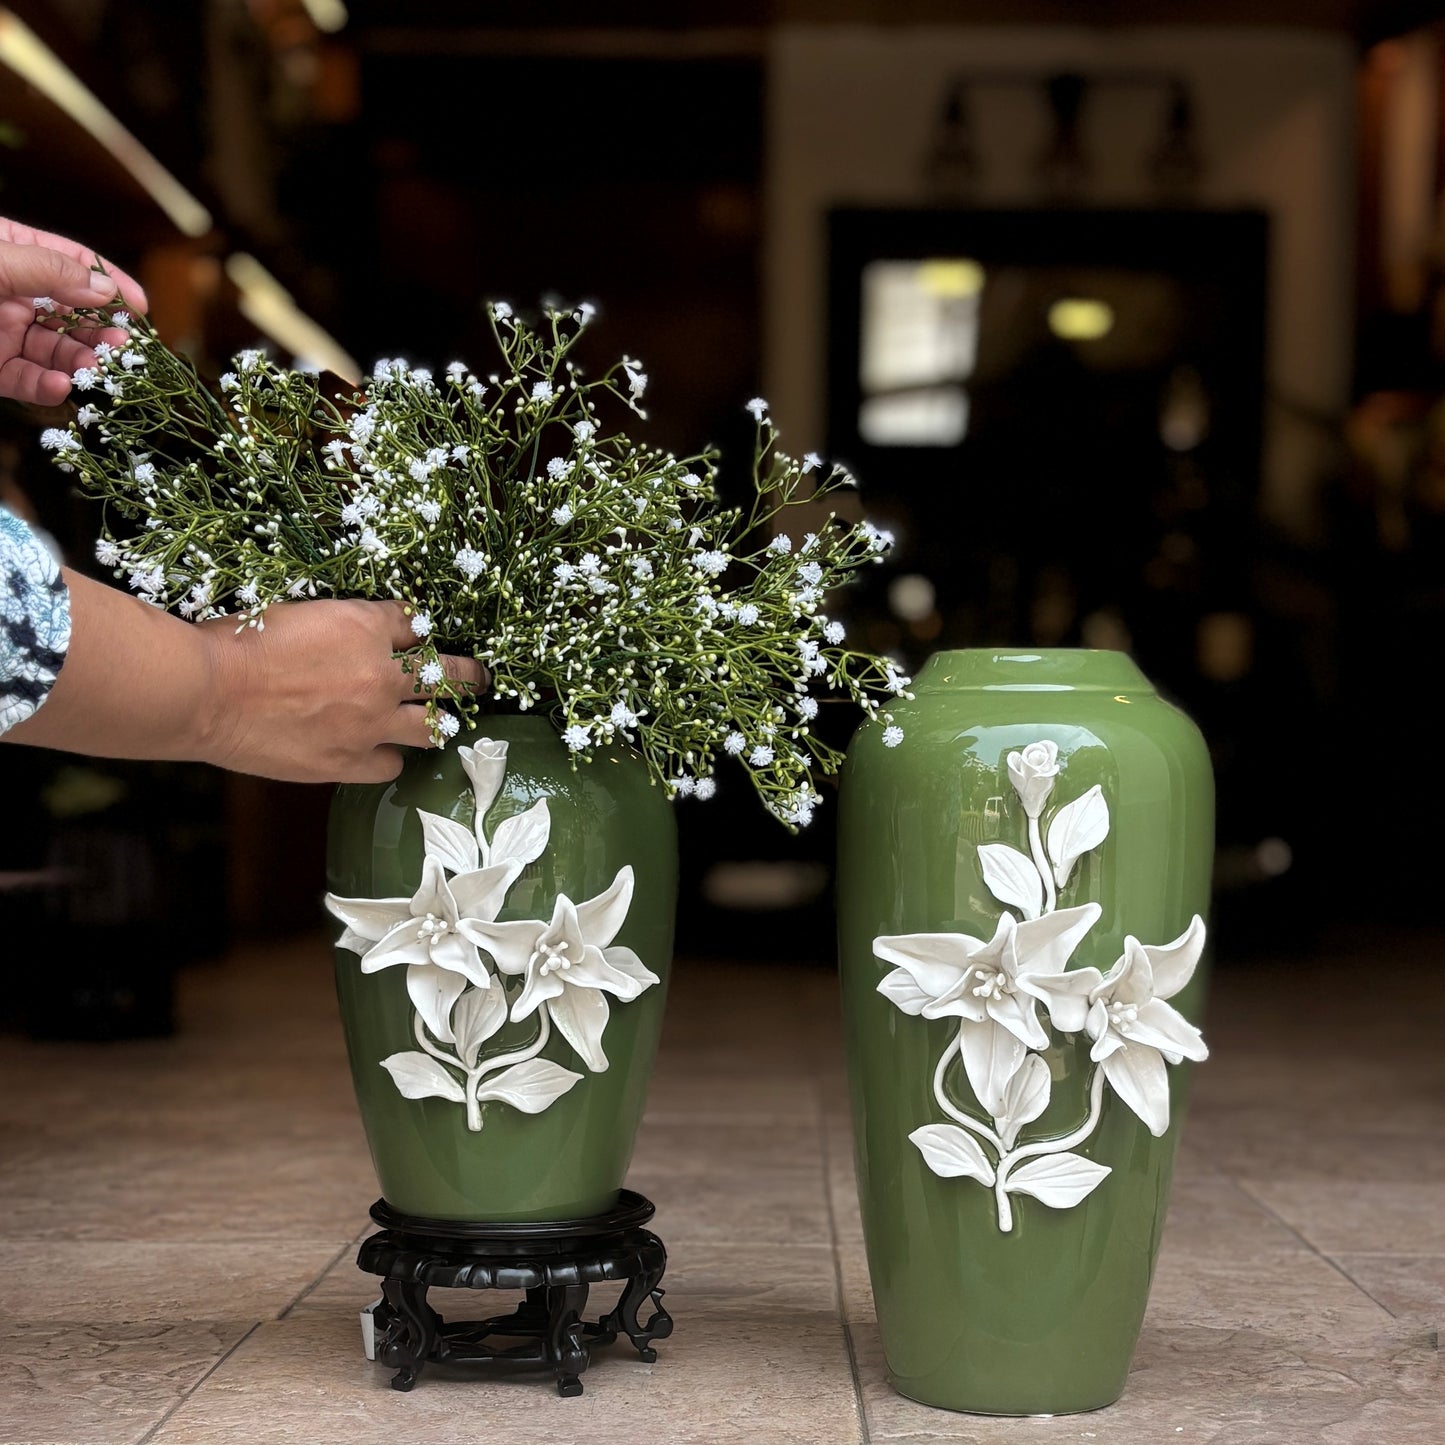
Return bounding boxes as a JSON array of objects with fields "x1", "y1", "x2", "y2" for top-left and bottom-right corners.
[{"x1": 1, "y1": 927, "x2": 1441, "y2": 1444}]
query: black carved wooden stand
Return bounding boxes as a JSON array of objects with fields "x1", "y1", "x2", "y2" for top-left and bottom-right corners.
[{"x1": 356, "y1": 1188, "x2": 671, "y2": 1396}]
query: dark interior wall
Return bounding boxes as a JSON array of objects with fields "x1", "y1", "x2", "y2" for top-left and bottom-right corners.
[
  {"x1": 7, "y1": 6, "x2": 1445, "y2": 979},
  {"x1": 302, "y1": 50, "x2": 766, "y2": 457}
]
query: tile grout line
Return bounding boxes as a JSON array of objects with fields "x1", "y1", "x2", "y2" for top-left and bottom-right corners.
[
  {"x1": 1228, "y1": 1175, "x2": 1402, "y2": 1320},
  {"x1": 277, "y1": 1228, "x2": 371, "y2": 1321},
  {"x1": 130, "y1": 1221, "x2": 373, "y2": 1445},
  {"x1": 1323, "y1": 1250, "x2": 1445, "y2": 1258},
  {"x1": 818, "y1": 1085, "x2": 873, "y2": 1445},
  {"x1": 134, "y1": 1320, "x2": 262, "y2": 1445}
]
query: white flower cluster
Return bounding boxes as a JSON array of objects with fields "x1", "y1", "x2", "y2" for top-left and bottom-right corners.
[{"x1": 48, "y1": 300, "x2": 909, "y2": 824}]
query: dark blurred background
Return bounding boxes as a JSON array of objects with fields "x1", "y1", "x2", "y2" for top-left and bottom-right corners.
[{"x1": 2, "y1": 0, "x2": 1443, "y2": 1036}]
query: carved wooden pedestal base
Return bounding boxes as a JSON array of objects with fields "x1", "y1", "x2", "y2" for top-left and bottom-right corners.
[{"x1": 356, "y1": 1189, "x2": 671, "y2": 1396}]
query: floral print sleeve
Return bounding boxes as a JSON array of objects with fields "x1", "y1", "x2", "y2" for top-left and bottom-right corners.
[{"x1": 0, "y1": 505, "x2": 70, "y2": 735}]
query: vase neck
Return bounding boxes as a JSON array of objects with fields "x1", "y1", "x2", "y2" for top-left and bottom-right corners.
[{"x1": 912, "y1": 649, "x2": 1154, "y2": 694}]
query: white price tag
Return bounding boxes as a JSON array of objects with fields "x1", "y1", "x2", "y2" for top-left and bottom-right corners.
[{"x1": 359, "y1": 1297, "x2": 385, "y2": 1361}]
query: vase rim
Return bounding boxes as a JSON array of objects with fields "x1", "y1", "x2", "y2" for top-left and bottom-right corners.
[{"x1": 912, "y1": 648, "x2": 1155, "y2": 693}]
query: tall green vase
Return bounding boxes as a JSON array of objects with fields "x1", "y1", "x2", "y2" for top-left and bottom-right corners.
[
  {"x1": 836, "y1": 649, "x2": 1213, "y2": 1415},
  {"x1": 325, "y1": 715, "x2": 676, "y2": 1222}
]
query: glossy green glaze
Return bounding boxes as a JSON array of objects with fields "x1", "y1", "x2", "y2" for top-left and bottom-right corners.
[
  {"x1": 327, "y1": 715, "x2": 676, "y2": 1222},
  {"x1": 836, "y1": 649, "x2": 1213, "y2": 1415}
]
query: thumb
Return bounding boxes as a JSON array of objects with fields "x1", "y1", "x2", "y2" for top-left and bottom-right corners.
[{"x1": 0, "y1": 240, "x2": 118, "y2": 307}]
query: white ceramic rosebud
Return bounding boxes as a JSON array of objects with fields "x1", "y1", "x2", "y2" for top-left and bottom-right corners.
[{"x1": 1006, "y1": 740, "x2": 1061, "y2": 818}]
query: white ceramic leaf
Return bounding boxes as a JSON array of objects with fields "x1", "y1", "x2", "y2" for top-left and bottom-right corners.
[
  {"x1": 908, "y1": 1123, "x2": 997, "y2": 1185},
  {"x1": 451, "y1": 984, "x2": 509, "y2": 1068},
  {"x1": 1046, "y1": 785, "x2": 1110, "y2": 889},
  {"x1": 995, "y1": 1052, "x2": 1051, "y2": 1149},
  {"x1": 417, "y1": 810, "x2": 479, "y2": 875},
  {"x1": 978, "y1": 843, "x2": 1044, "y2": 920},
  {"x1": 877, "y1": 966, "x2": 934, "y2": 1015},
  {"x1": 489, "y1": 798, "x2": 552, "y2": 869},
  {"x1": 379, "y1": 1051, "x2": 467, "y2": 1103},
  {"x1": 1004, "y1": 1152, "x2": 1111, "y2": 1208},
  {"x1": 475, "y1": 1058, "x2": 584, "y2": 1114}
]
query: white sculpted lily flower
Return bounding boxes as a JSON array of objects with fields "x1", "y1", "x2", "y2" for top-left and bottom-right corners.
[
  {"x1": 460, "y1": 865, "x2": 660, "y2": 1073},
  {"x1": 874, "y1": 902, "x2": 1101, "y2": 1116},
  {"x1": 1029, "y1": 914, "x2": 1208, "y2": 1137},
  {"x1": 325, "y1": 856, "x2": 517, "y2": 1045},
  {"x1": 1007, "y1": 740, "x2": 1061, "y2": 818}
]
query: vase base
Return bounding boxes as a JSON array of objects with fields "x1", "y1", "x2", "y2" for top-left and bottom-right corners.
[
  {"x1": 356, "y1": 1189, "x2": 672, "y2": 1395},
  {"x1": 890, "y1": 1377, "x2": 1123, "y2": 1418}
]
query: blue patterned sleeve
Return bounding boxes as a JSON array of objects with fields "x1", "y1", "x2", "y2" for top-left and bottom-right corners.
[{"x1": 1, "y1": 505, "x2": 71, "y2": 736}]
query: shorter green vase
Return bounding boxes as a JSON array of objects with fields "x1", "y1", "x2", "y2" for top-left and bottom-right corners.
[
  {"x1": 836, "y1": 649, "x2": 1213, "y2": 1415},
  {"x1": 326, "y1": 715, "x2": 677, "y2": 1222}
]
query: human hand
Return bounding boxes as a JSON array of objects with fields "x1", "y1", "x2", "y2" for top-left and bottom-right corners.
[
  {"x1": 0, "y1": 216, "x2": 149, "y2": 407},
  {"x1": 197, "y1": 600, "x2": 489, "y2": 784}
]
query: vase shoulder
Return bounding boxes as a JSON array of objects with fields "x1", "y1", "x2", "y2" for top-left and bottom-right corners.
[{"x1": 913, "y1": 648, "x2": 1154, "y2": 694}]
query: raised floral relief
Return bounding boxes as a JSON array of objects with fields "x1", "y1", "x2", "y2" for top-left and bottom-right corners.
[
  {"x1": 326, "y1": 737, "x2": 660, "y2": 1131},
  {"x1": 873, "y1": 742, "x2": 1207, "y2": 1231}
]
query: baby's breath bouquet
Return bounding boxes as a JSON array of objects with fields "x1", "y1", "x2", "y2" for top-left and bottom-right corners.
[{"x1": 44, "y1": 300, "x2": 909, "y2": 825}]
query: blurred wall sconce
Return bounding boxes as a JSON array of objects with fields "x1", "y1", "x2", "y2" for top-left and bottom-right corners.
[
  {"x1": 1036, "y1": 73, "x2": 1091, "y2": 198},
  {"x1": 920, "y1": 68, "x2": 1204, "y2": 204},
  {"x1": 923, "y1": 78, "x2": 979, "y2": 199},
  {"x1": 1148, "y1": 82, "x2": 1203, "y2": 194}
]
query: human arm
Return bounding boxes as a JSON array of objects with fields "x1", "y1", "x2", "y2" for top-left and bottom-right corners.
[
  {"x1": 3, "y1": 568, "x2": 485, "y2": 784},
  {"x1": 0, "y1": 216, "x2": 149, "y2": 406}
]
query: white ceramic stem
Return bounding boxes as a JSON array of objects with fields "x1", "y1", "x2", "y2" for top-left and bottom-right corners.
[
  {"x1": 992, "y1": 1067, "x2": 1108, "y2": 1231},
  {"x1": 464, "y1": 1008, "x2": 553, "y2": 1132},
  {"x1": 933, "y1": 1034, "x2": 1004, "y2": 1151},
  {"x1": 412, "y1": 1013, "x2": 464, "y2": 1070},
  {"x1": 1028, "y1": 814, "x2": 1057, "y2": 916}
]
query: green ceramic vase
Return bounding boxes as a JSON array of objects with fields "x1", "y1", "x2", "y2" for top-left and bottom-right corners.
[
  {"x1": 326, "y1": 714, "x2": 676, "y2": 1223},
  {"x1": 836, "y1": 649, "x2": 1213, "y2": 1415}
]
